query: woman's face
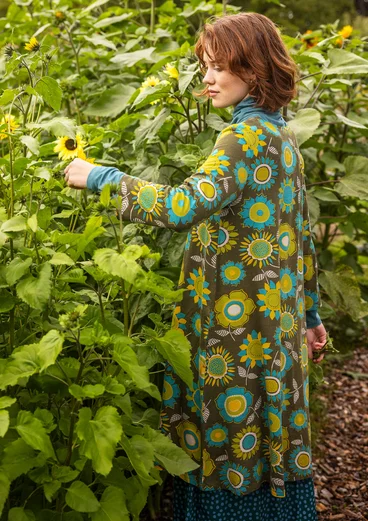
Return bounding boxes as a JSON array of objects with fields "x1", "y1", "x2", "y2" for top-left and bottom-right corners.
[{"x1": 202, "y1": 50, "x2": 253, "y2": 108}]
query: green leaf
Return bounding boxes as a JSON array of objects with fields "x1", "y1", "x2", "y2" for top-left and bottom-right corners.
[
  {"x1": 44, "y1": 480, "x2": 61, "y2": 502},
  {"x1": 112, "y1": 338, "x2": 161, "y2": 401},
  {"x1": 65, "y1": 481, "x2": 100, "y2": 513},
  {"x1": 178, "y1": 63, "x2": 198, "y2": 95},
  {"x1": 123, "y1": 476, "x2": 148, "y2": 521},
  {"x1": 8, "y1": 507, "x2": 36, "y2": 521},
  {"x1": 144, "y1": 426, "x2": 200, "y2": 475},
  {"x1": 205, "y1": 114, "x2": 228, "y2": 131},
  {"x1": 336, "y1": 156, "x2": 368, "y2": 201},
  {"x1": 52, "y1": 466, "x2": 79, "y2": 483},
  {"x1": 135, "y1": 108, "x2": 170, "y2": 148},
  {"x1": 152, "y1": 329, "x2": 194, "y2": 389},
  {"x1": 5, "y1": 257, "x2": 32, "y2": 286},
  {"x1": 1, "y1": 215, "x2": 27, "y2": 233},
  {"x1": 0, "y1": 439, "x2": 45, "y2": 481},
  {"x1": 35, "y1": 77, "x2": 62, "y2": 112},
  {"x1": 16, "y1": 410, "x2": 56, "y2": 460},
  {"x1": 119, "y1": 432, "x2": 157, "y2": 487},
  {"x1": 319, "y1": 266, "x2": 364, "y2": 321},
  {"x1": 69, "y1": 384, "x2": 105, "y2": 400},
  {"x1": 324, "y1": 49, "x2": 368, "y2": 76},
  {"x1": 85, "y1": 85, "x2": 135, "y2": 118},
  {"x1": 20, "y1": 135, "x2": 40, "y2": 155},
  {"x1": 90, "y1": 486, "x2": 129, "y2": 521},
  {"x1": 83, "y1": 34, "x2": 116, "y2": 50},
  {"x1": 110, "y1": 47, "x2": 156, "y2": 67},
  {"x1": 16, "y1": 262, "x2": 52, "y2": 310},
  {"x1": 100, "y1": 184, "x2": 111, "y2": 207},
  {"x1": 287, "y1": 108, "x2": 321, "y2": 146},
  {"x1": 94, "y1": 13, "x2": 132, "y2": 29},
  {"x1": 38, "y1": 329, "x2": 64, "y2": 372},
  {"x1": 335, "y1": 113, "x2": 367, "y2": 129},
  {"x1": 80, "y1": 0, "x2": 111, "y2": 14},
  {"x1": 132, "y1": 83, "x2": 171, "y2": 110},
  {"x1": 0, "y1": 396, "x2": 16, "y2": 409},
  {"x1": 27, "y1": 117, "x2": 76, "y2": 138},
  {"x1": 27, "y1": 214, "x2": 38, "y2": 233},
  {"x1": 0, "y1": 475, "x2": 10, "y2": 518},
  {"x1": 49, "y1": 252, "x2": 75, "y2": 266},
  {"x1": 0, "y1": 410, "x2": 9, "y2": 437},
  {"x1": 0, "y1": 89, "x2": 18, "y2": 106},
  {"x1": 76, "y1": 406, "x2": 122, "y2": 476},
  {"x1": 0, "y1": 290, "x2": 16, "y2": 313}
]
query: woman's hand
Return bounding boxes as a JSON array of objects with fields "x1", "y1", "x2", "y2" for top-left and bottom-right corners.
[
  {"x1": 64, "y1": 158, "x2": 95, "y2": 189},
  {"x1": 307, "y1": 323, "x2": 327, "y2": 364}
]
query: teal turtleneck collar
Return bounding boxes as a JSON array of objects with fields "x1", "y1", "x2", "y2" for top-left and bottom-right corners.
[{"x1": 231, "y1": 95, "x2": 286, "y2": 127}]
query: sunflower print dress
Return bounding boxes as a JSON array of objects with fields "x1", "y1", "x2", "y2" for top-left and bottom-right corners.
[{"x1": 101, "y1": 116, "x2": 320, "y2": 510}]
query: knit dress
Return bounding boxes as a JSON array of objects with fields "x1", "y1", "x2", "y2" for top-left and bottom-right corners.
[{"x1": 87, "y1": 108, "x2": 320, "y2": 521}]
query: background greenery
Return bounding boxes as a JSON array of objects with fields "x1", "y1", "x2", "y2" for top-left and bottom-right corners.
[{"x1": 0, "y1": 0, "x2": 367, "y2": 519}]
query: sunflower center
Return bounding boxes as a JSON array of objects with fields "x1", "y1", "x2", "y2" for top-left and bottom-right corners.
[{"x1": 65, "y1": 139, "x2": 77, "y2": 151}]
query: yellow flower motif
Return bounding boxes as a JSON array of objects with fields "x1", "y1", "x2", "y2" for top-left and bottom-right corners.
[
  {"x1": 202, "y1": 449, "x2": 216, "y2": 477},
  {"x1": 172, "y1": 305, "x2": 186, "y2": 334},
  {"x1": 339, "y1": 25, "x2": 353, "y2": 39},
  {"x1": 278, "y1": 223, "x2": 296, "y2": 260},
  {"x1": 164, "y1": 63, "x2": 179, "y2": 80},
  {"x1": 235, "y1": 124, "x2": 267, "y2": 158},
  {"x1": 54, "y1": 134, "x2": 86, "y2": 161},
  {"x1": 176, "y1": 420, "x2": 201, "y2": 461},
  {"x1": 216, "y1": 220, "x2": 239, "y2": 254},
  {"x1": 200, "y1": 148, "x2": 230, "y2": 176},
  {"x1": 303, "y1": 255, "x2": 315, "y2": 281},
  {"x1": 257, "y1": 281, "x2": 281, "y2": 320},
  {"x1": 231, "y1": 425, "x2": 262, "y2": 460},
  {"x1": 187, "y1": 266, "x2": 211, "y2": 308},
  {"x1": 239, "y1": 330, "x2": 272, "y2": 368},
  {"x1": 282, "y1": 427, "x2": 289, "y2": 453},
  {"x1": 24, "y1": 37, "x2": 40, "y2": 52},
  {"x1": 215, "y1": 290, "x2": 256, "y2": 329},
  {"x1": 262, "y1": 436, "x2": 283, "y2": 471},
  {"x1": 0, "y1": 114, "x2": 19, "y2": 140},
  {"x1": 140, "y1": 76, "x2": 161, "y2": 90}
]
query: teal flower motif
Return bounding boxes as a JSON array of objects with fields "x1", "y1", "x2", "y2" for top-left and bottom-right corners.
[
  {"x1": 215, "y1": 386, "x2": 253, "y2": 423},
  {"x1": 253, "y1": 457, "x2": 269, "y2": 481},
  {"x1": 305, "y1": 289, "x2": 319, "y2": 311},
  {"x1": 186, "y1": 382, "x2": 203, "y2": 418},
  {"x1": 274, "y1": 327, "x2": 282, "y2": 347},
  {"x1": 191, "y1": 312, "x2": 201, "y2": 337},
  {"x1": 247, "y1": 156, "x2": 278, "y2": 192},
  {"x1": 188, "y1": 175, "x2": 223, "y2": 210},
  {"x1": 240, "y1": 195, "x2": 276, "y2": 230},
  {"x1": 295, "y1": 211, "x2": 303, "y2": 231},
  {"x1": 184, "y1": 229, "x2": 191, "y2": 251},
  {"x1": 281, "y1": 141, "x2": 297, "y2": 175},
  {"x1": 162, "y1": 374, "x2": 180, "y2": 408},
  {"x1": 234, "y1": 160, "x2": 248, "y2": 189},
  {"x1": 289, "y1": 444, "x2": 313, "y2": 477},
  {"x1": 194, "y1": 347, "x2": 206, "y2": 386},
  {"x1": 280, "y1": 267, "x2": 297, "y2": 300},
  {"x1": 259, "y1": 369, "x2": 282, "y2": 403},
  {"x1": 166, "y1": 188, "x2": 196, "y2": 226},
  {"x1": 205, "y1": 423, "x2": 229, "y2": 447},
  {"x1": 279, "y1": 178, "x2": 296, "y2": 213},
  {"x1": 297, "y1": 297, "x2": 304, "y2": 318},
  {"x1": 219, "y1": 461, "x2": 250, "y2": 495},
  {"x1": 261, "y1": 403, "x2": 283, "y2": 438},
  {"x1": 220, "y1": 261, "x2": 246, "y2": 286},
  {"x1": 259, "y1": 119, "x2": 280, "y2": 136},
  {"x1": 279, "y1": 344, "x2": 293, "y2": 377},
  {"x1": 290, "y1": 409, "x2": 308, "y2": 431},
  {"x1": 239, "y1": 329, "x2": 273, "y2": 369}
]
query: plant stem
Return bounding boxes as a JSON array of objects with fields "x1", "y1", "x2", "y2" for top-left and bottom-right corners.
[{"x1": 150, "y1": 0, "x2": 155, "y2": 34}]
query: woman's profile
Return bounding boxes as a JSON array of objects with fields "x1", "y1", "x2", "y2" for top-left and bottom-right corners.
[{"x1": 64, "y1": 11, "x2": 327, "y2": 521}]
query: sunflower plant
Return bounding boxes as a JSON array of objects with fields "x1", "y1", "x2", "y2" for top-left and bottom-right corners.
[{"x1": 0, "y1": 0, "x2": 367, "y2": 519}]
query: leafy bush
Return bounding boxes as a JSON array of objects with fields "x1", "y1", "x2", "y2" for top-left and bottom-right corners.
[{"x1": 0, "y1": 0, "x2": 367, "y2": 519}]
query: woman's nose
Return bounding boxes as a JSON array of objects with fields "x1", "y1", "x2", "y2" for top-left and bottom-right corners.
[{"x1": 203, "y1": 69, "x2": 214, "y2": 85}]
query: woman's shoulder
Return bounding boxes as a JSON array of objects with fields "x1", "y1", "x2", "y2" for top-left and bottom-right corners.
[{"x1": 217, "y1": 117, "x2": 297, "y2": 145}]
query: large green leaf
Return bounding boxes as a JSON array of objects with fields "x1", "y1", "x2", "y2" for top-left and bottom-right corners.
[
  {"x1": 336, "y1": 156, "x2": 368, "y2": 201},
  {"x1": 144, "y1": 426, "x2": 200, "y2": 475},
  {"x1": 35, "y1": 77, "x2": 62, "y2": 112},
  {"x1": 69, "y1": 384, "x2": 105, "y2": 400},
  {"x1": 85, "y1": 85, "x2": 135, "y2": 118},
  {"x1": 8, "y1": 507, "x2": 36, "y2": 521},
  {"x1": 16, "y1": 411, "x2": 56, "y2": 460},
  {"x1": 132, "y1": 82, "x2": 171, "y2": 110},
  {"x1": 110, "y1": 47, "x2": 156, "y2": 67},
  {"x1": 0, "y1": 290, "x2": 16, "y2": 313},
  {"x1": 94, "y1": 13, "x2": 132, "y2": 29},
  {"x1": 65, "y1": 481, "x2": 100, "y2": 513},
  {"x1": 76, "y1": 406, "x2": 122, "y2": 476},
  {"x1": 112, "y1": 338, "x2": 161, "y2": 401},
  {"x1": 152, "y1": 329, "x2": 194, "y2": 389},
  {"x1": 1, "y1": 215, "x2": 27, "y2": 233},
  {"x1": 27, "y1": 117, "x2": 76, "y2": 138},
  {"x1": 135, "y1": 108, "x2": 171, "y2": 148},
  {"x1": 319, "y1": 266, "x2": 364, "y2": 321},
  {"x1": 119, "y1": 432, "x2": 157, "y2": 487},
  {"x1": 0, "y1": 410, "x2": 9, "y2": 437},
  {"x1": 178, "y1": 63, "x2": 198, "y2": 95},
  {"x1": 90, "y1": 486, "x2": 129, "y2": 521},
  {"x1": 0, "y1": 439, "x2": 45, "y2": 481},
  {"x1": 5, "y1": 257, "x2": 32, "y2": 286},
  {"x1": 0, "y1": 396, "x2": 16, "y2": 409},
  {"x1": 122, "y1": 476, "x2": 149, "y2": 521},
  {"x1": 16, "y1": 262, "x2": 52, "y2": 310},
  {"x1": 0, "y1": 474, "x2": 10, "y2": 518},
  {"x1": 287, "y1": 108, "x2": 321, "y2": 146},
  {"x1": 324, "y1": 49, "x2": 368, "y2": 76}
]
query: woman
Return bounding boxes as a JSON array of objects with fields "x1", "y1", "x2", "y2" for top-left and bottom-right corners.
[{"x1": 64, "y1": 12, "x2": 327, "y2": 521}]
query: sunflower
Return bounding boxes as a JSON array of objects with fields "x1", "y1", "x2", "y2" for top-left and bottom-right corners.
[
  {"x1": 164, "y1": 63, "x2": 179, "y2": 80},
  {"x1": 0, "y1": 114, "x2": 19, "y2": 140},
  {"x1": 54, "y1": 134, "x2": 86, "y2": 161},
  {"x1": 141, "y1": 76, "x2": 161, "y2": 90},
  {"x1": 339, "y1": 25, "x2": 353, "y2": 39},
  {"x1": 24, "y1": 37, "x2": 40, "y2": 52}
]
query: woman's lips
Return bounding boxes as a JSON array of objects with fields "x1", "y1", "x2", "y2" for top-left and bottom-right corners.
[{"x1": 209, "y1": 91, "x2": 219, "y2": 97}]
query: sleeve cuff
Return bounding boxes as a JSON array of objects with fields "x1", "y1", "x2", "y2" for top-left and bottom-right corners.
[
  {"x1": 87, "y1": 166, "x2": 125, "y2": 192},
  {"x1": 306, "y1": 309, "x2": 322, "y2": 329}
]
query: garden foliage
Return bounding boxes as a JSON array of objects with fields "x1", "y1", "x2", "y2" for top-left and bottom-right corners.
[{"x1": 0, "y1": 0, "x2": 367, "y2": 519}]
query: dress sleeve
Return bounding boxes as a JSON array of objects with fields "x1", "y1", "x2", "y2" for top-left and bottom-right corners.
[
  {"x1": 102, "y1": 129, "x2": 247, "y2": 231},
  {"x1": 301, "y1": 176, "x2": 322, "y2": 328},
  {"x1": 87, "y1": 166, "x2": 125, "y2": 192}
]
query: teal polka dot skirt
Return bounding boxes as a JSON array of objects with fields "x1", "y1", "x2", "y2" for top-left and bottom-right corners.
[{"x1": 173, "y1": 477, "x2": 318, "y2": 521}]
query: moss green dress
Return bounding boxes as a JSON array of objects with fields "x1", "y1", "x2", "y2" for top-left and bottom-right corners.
[{"x1": 89, "y1": 115, "x2": 320, "y2": 518}]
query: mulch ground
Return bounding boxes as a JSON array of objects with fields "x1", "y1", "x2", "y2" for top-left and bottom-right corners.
[
  {"x1": 141, "y1": 347, "x2": 368, "y2": 521},
  {"x1": 312, "y1": 346, "x2": 368, "y2": 520}
]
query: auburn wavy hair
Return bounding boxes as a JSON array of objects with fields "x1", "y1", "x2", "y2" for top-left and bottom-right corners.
[{"x1": 194, "y1": 12, "x2": 299, "y2": 112}]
